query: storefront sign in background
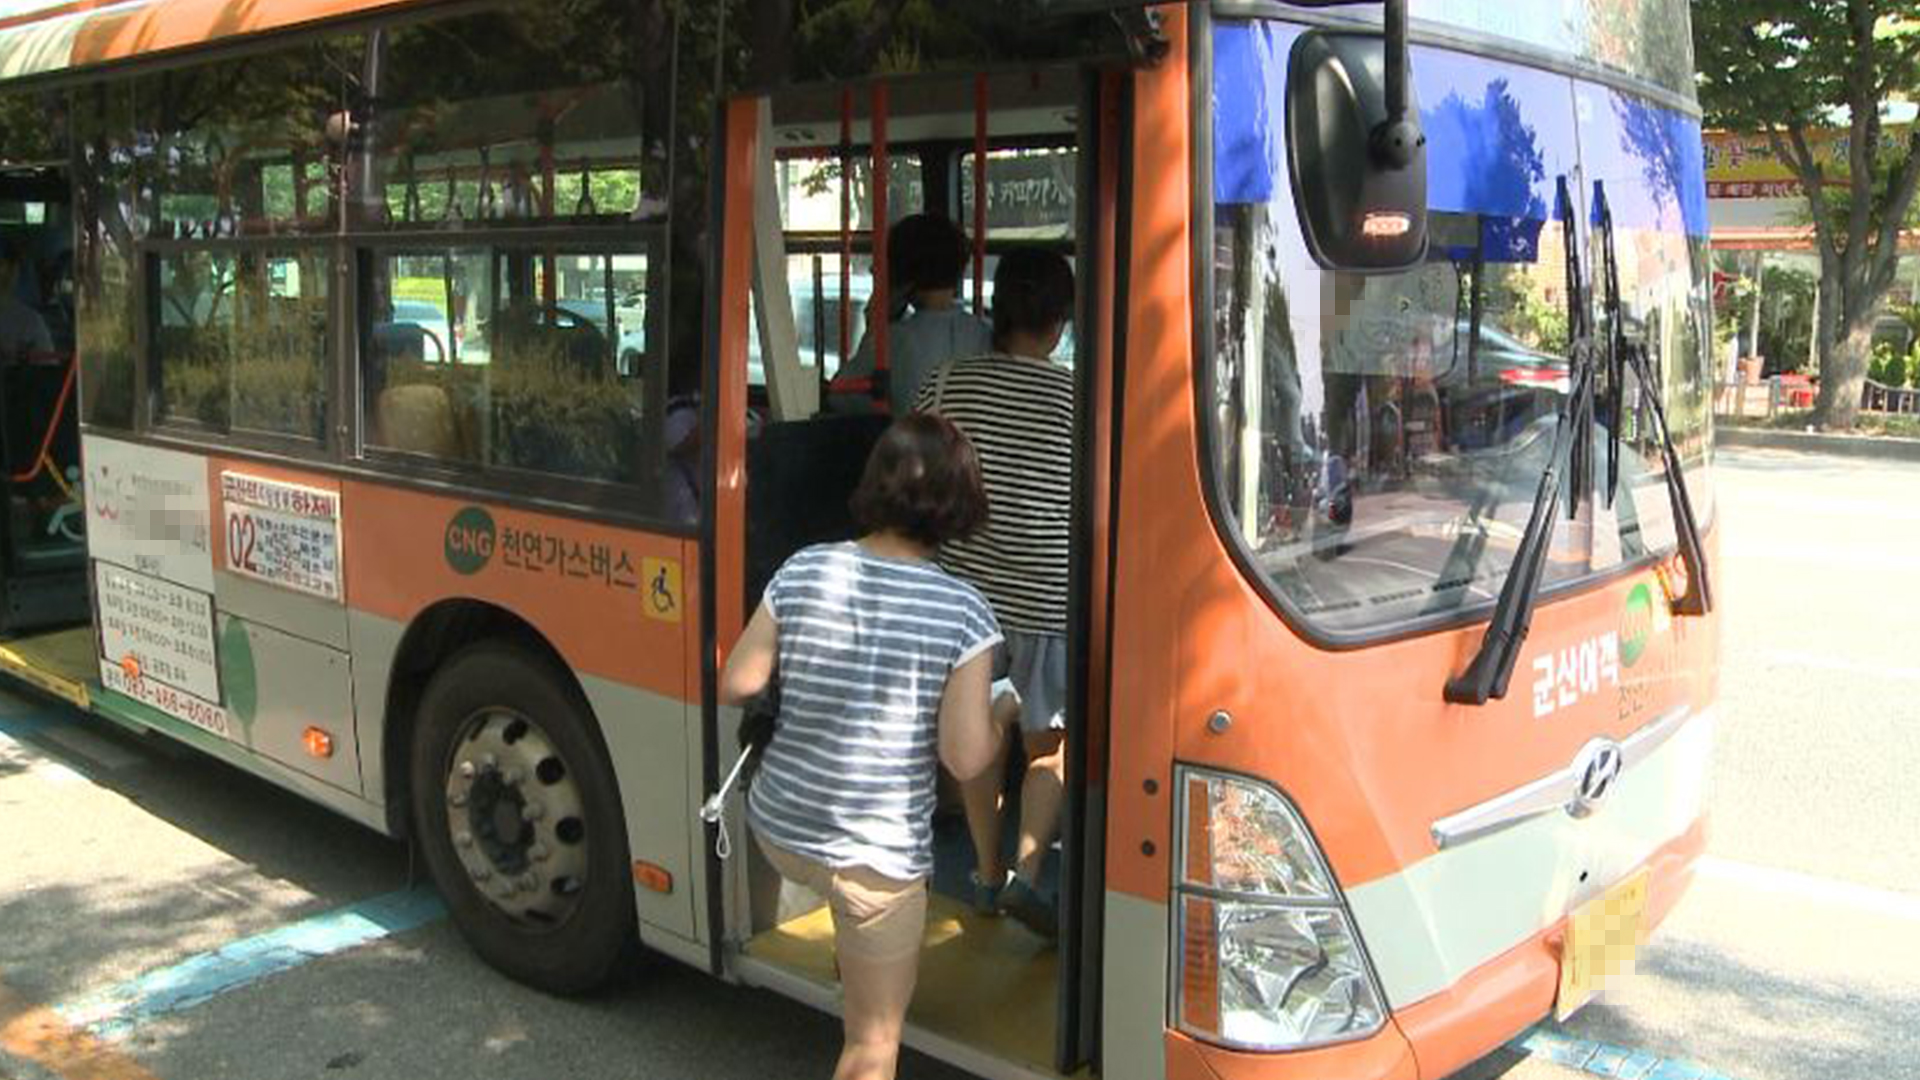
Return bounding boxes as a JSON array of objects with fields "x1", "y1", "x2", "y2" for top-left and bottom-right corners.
[{"x1": 1705, "y1": 125, "x2": 1915, "y2": 199}]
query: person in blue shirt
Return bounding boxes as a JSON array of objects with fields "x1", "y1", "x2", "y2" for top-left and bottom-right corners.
[{"x1": 830, "y1": 214, "x2": 993, "y2": 415}]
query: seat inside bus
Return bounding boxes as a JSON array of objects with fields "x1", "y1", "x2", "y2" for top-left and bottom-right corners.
[{"x1": 737, "y1": 66, "x2": 1084, "y2": 1074}]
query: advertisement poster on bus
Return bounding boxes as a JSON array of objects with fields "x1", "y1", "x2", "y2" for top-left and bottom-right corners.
[
  {"x1": 93, "y1": 560, "x2": 229, "y2": 739},
  {"x1": 220, "y1": 473, "x2": 343, "y2": 602},
  {"x1": 82, "y1": 435, "x2": 214, "y2": 592}
]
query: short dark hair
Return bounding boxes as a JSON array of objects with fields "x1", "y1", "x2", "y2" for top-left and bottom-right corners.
[
  {"x1": 991, "y1": 248, "x2": 1075, "y2": 349},
  {"x1": 889, "y1": 214, "x2": 971, "y2": 296},
  {"x1": 850, "y1": 413, "x2": 989, "y2": 547}
]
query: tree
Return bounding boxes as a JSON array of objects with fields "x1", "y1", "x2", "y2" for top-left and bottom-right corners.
[{"x1": 1694, "y1": 1, "x2": 1920, "y2": 429}]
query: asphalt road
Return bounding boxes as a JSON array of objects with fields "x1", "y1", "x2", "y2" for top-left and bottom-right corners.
[
  {"x1": 1, "y1": 444, "x2": 1915, "y2": 1080},
  {"x1": 1457, "y1": 445, "x2": 1920, "y2": 1080}
]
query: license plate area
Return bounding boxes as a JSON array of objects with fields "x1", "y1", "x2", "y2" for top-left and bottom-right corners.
[{"x1": 1555, "y1": 869, "x2": 1649, "y2": 1020}]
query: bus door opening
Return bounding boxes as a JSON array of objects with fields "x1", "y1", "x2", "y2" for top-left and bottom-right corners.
[
  {"x1": 0, "y1": 165, "x2": 87, "y2": 639},
  {"x1": 713, "y1": 65, "x2": 1118, "y2": 1077}
]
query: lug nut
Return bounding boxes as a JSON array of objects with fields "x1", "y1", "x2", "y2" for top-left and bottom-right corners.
[
  {"x1": 459, "y1": 761, "x2": 476, "y2": 779},
  {"x1": 522, "y1": 802, "x2": 545, "y2": 822}
]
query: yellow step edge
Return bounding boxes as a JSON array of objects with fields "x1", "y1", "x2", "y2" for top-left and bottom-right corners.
[{"x1": 0, "y1": 643, "x2": 90, "y2": 711}]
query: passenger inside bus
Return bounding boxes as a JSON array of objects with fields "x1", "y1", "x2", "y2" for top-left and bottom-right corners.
[
  {"x1": 0, "y1": 173, "x2": 86, "y2": 634},
  {"x1": 0, "y1": 236, "x2": 52, "y2": 360},
  {"x1": 915, "y1": 249, "x2": 1077, "y2": 940},
  {"x1": 829, "y1": 213, "x2": 991, "y2": 415},
  {"x1": 738, "y1": 67, "x2": 1088, "y2": 1074}
]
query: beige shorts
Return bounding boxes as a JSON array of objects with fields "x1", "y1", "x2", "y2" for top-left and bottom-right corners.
[{"x1": 755, "y1": 835, "x2": 930, "y2": 969}]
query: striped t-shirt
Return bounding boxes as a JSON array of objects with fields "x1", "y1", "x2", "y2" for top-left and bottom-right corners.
[
  {"x1": 747, "y1": 542, "x2": 1001, "y2": 881},
  {"x1": 915, "y1": 354, "x2": 1076, "y2": 634}
]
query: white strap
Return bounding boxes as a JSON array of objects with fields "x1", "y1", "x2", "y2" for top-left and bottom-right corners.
[{"x1": 699, "y1": 744, "x2": 758, "y2": 861}]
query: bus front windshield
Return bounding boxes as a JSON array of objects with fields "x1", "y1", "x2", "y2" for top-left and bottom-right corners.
[{"x1": 1206, "y1": 19, "x2": 1713, "y2": 639}]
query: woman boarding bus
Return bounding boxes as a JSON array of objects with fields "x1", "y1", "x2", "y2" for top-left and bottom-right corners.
[{"x1": 0, "y1": 1, "x2": 1715, "y2": 1078}]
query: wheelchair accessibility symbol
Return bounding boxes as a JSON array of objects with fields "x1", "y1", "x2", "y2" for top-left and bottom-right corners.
[{"x1": 642, "y1": 557, "x2": 682, "y2": 623}]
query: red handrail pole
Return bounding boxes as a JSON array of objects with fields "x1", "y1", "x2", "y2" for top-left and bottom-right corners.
[
  {"x1": 9, "y1": 356, "x2": 76, "y2": 484},
  {"x1": 871, "y1": 81, "x2": 890, "y2": 380},
  {"x1": 840, "y1": 87, "x2": 853, "y2": 365},
  {"x1": 973, "y1": 75, "x2": 988, "y2": 317}
]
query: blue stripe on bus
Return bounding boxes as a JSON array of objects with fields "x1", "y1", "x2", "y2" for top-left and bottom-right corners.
[
  {"x1": 1513, "y1": 1024, "x2": 1743, "y2": 1080},
  {"x1": 57, "y1": 887, "x2": 446, "y2": 1039}
]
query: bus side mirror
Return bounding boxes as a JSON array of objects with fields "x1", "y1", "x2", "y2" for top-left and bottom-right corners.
[{"x1": 1286, "y1": 17, "x2": 1428, "y2": 272}]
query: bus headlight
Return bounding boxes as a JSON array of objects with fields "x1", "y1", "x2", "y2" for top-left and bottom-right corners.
[{"x1": 1174, "y1": 768, "x2": 1388, "y2": 1052}]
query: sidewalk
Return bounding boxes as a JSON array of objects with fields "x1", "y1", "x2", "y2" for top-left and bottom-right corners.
[{"x1": 1716, "y1": 422, "x2": 1920, "y2": 462}]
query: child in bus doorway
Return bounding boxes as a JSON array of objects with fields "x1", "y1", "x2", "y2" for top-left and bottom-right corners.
[
  {"x1": 914, "y1": 247, "x2": 1075, "y2": 940},
  {"x1": 831, "y1": 213, "x2": 993, "y2": 415},
  {"x1": 720, "y1": 414, "x2": 1005, "y2": 1080}
]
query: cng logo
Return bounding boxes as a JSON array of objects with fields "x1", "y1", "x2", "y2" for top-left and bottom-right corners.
[
  {"x1": 1621, "y1": 583, "x2": 1655, "y2": 667},
  {"x1": 444, "y1": 506, "x2": 496, "y2": 575}
]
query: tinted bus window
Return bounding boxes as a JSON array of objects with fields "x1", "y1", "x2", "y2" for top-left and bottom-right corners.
[
  {"x1": 1412, "y1": 0, "x2": 1696, "y2": 97},
  {"x1": 73, "y1": 82, "x2": 140, "y2": 429},
  {"x1": 139, "y1": 43, "x2": 353, "y2": 238},
  {"x1": 362, "y1": 2, "x2": 666, "y2": 229},
  {"x1": 154, "y1": 248, "x2": 329, "y2": 440},
  {"x1": 1211, "y1": 23, "x2": 1584, "y2": 636},
  {"x1": 1209, "y1": 21, "x2": 1708, "y2": 638},
  {"x1": 74, "y1": 42, "x2": 353, "y2": 436},
  {"x1": 363, "y1": 244, "x2": 651, "y2": 484}
]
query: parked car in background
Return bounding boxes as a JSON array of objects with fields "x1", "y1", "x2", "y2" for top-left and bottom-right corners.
[{"x1": 392, "y1": 300, "x2": 453, "y2": 363}]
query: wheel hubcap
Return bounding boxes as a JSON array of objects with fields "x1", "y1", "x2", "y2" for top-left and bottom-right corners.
[{"x1": 442, "y1": 709, "x2": 590, "y2": 924}]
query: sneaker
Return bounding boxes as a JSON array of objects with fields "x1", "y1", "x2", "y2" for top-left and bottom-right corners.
[
  {"x1": 997, "y1": 877, "x2": 1058, "y2": 940},
  {"x1": 969, "y1": 869, "x2": 1008, "y2": 917}
]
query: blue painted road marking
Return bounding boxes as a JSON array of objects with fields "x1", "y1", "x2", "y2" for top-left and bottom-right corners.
[
  {"x1": 1513, "y1": 1025, "x2": 1739, "y2": 1080},
  {"x1": 56, "y1": 887, "x2": 447, "y2": 1040}
]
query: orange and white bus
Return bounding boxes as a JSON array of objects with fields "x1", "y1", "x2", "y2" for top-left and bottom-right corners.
[{"x1": 0, "y1": 1, "x2": 1718, "y2": 1077}]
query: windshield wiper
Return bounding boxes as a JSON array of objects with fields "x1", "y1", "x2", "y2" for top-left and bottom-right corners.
[
  {"x1": 1445, "y1": 178, "x2": 1597, "y2": 706},
  {"x1": 1594, "y1": 186, "x2": 1713, "y2": 616}
]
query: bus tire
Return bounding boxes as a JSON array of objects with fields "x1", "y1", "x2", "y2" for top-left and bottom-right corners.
[{"x1": 410, "y1": 642, "x2": 637, "y2": 995}]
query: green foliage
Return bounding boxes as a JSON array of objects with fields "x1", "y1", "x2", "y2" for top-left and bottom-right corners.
[
  {"x1": 488, "y1": 349, "x2": 639, "y2": 481},
  {"x1": 1694, "y1": 1, "x2": 1920, "y2": 427},
  {"x1": 1694, "y1": 2, "x2": 1920, "y2": 133},
  {"x1": 1869, "y1": 341, "x2": 1912, "y2": 385},
  {"x1": 1504, "y1": 281, "x2": 1571, "y2": 354},
  {"x1": 0, "y1": 90, "x2": 66, "y2": 165}
]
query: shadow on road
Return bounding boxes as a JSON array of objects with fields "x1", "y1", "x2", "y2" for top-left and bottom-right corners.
[{"x1": 1567, "y1": 939, "x2": 1920, "y2": 1080}]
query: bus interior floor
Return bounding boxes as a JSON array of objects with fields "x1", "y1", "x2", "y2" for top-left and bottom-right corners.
[
  {"x1": 744, "y1": 891, "x2": 1059, "y2": 1072},
  {"x1": 743, "y1": 812, "x2": 1065, "y2": 1071},
  {"x1": 0, "y1": 624, "x2": 97, "y2": 708}
]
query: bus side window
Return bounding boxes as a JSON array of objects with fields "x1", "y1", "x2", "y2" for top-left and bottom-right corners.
[
  {"x1": 361, "y1": 246, "x2": 657, "y2": 488},
  {"x1": 353, "y1": 1, "x2": 670, "y2": 509},
  {"x1": 153, "y1": 247, "x2": 330, "y2": 442}
]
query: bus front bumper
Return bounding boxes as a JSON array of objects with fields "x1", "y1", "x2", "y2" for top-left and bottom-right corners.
[{"x1": 1166, "y1": 814, "x2": 1706, "y2": 1080}]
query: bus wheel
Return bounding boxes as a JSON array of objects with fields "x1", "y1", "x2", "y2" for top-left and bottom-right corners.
[{"x1": 410, "y1": 643, "x2": 636, "y2": 994}]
